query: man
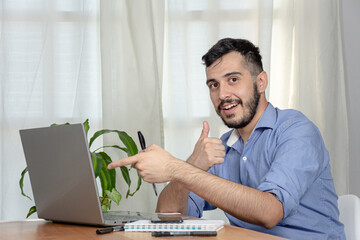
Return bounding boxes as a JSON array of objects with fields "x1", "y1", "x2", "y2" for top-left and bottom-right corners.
[{"x1": 108, "y1": 38, "x2": 345, "y2": 239}]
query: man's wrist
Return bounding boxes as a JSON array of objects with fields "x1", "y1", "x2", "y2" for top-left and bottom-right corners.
[
  {"x1": 168, "y1": 159, "x2": 192, "y2": 182},
  {"x1": 186, "y1": 152, "x2": 196, "y2": 164}
]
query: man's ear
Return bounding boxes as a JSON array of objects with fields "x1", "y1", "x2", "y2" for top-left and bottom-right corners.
[{"x1": 256, "y1": 71, "x2": 268, "y2": 93}]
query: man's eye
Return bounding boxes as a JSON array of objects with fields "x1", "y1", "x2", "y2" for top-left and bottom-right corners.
[
  {"x1": 209, "y1": 82, "x2": 219, "y2": 89},
  {"x1": 229, "y1": 77, "x2": 238, "y2": 83}
]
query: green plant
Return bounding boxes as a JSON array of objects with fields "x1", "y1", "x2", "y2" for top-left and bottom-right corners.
[{"x1": 19, "y1": 119, "x2": 142, "y2": 218}]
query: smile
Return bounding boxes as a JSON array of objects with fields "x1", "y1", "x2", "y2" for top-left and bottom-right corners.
[{"x1": 223, "y1": 103, "x2": 238, "y2": 110}]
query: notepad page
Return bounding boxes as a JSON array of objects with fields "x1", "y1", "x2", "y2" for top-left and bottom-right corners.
[{"x1": 124, "y1": 220, "x2": 225, "y2": 232}]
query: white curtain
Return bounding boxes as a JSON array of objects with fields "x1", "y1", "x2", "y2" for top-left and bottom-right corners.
[
  {"x1": 99, "y1": 0, "x2": 165, "y2": 213},
  {"x1": 0, "y1": 0, "x2": 102, "y2": 220},
  {"x1": 269, "y1": 0, "x2": 348, "y2": 194},
  {"x1": 164, "y1": 0, "x2": 348, "y2": 220}
]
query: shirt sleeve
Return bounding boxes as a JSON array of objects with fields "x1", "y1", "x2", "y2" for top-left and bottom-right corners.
[{"x1": 257, "y1": 118, "x2": 327, "y2": 219}]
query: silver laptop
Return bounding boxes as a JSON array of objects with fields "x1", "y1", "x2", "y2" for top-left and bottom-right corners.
[{"x1": 19, "y1": 123, "x2": 159, "y2": 226}]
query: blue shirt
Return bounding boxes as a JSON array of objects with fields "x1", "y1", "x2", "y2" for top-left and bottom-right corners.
[{"x1": 187, "y1": 103, "x2": 345, "y2": 239}]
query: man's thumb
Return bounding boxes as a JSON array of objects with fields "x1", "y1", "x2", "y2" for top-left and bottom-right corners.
[{"x1": 200, "y1": 121, "x2": 210, "y2": 139}]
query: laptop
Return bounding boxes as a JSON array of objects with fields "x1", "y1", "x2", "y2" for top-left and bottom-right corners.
[{"x1": 19, "y1": 123, "x2": 161, "y2": 226}]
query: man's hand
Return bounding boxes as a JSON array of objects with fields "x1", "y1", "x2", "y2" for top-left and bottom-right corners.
[
  {"x1": 187, "y1": 121, "x2": 225, "y2": 171},
  {"x1": 108, "y1": 144, "x2": 182, "y2": 183}
]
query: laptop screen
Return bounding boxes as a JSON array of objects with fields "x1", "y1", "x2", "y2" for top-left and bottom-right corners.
[{"x1": 20, "y1": 124, "x2": 105, "y2": 225}]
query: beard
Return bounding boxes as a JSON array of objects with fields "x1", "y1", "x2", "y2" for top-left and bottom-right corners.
[{"x1": 217, "y1": 83, "x2": 260, "y2": 129}]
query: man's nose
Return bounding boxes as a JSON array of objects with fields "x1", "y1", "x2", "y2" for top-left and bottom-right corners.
[{"x1": 218, "y1": 84, "x2": 232, "y2": 100}]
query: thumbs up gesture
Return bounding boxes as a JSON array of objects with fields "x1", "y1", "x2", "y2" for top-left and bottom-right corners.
[{"x1": 187, "y1": 121, "x2": 225, "y2": 171}]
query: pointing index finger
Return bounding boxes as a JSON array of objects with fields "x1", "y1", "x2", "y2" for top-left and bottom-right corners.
[{"x1": 108, "y1": 155, "x2": 139, "y2": 169}]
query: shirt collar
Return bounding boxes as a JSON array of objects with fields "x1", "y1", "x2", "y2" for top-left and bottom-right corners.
[
  {"x1": 225, "y1": 102, "x2": 277, "y2": 147},
  {"x1": 255, "y1": 102, "x2": 277, "y2": 130},
  {"x1": 227, "y1": 129, "x2": 241, "y2": 147}
]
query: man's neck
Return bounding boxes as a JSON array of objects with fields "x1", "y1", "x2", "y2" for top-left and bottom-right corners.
[{"x1": 236, "y1": 100, "x2": 268, "y2": 146}]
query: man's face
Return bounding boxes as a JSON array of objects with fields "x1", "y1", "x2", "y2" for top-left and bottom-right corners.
[{"x1": 206, "y1": 51, "x2": 260, "y2": 129}]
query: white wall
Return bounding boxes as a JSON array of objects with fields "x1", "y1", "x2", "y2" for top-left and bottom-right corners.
[{"x1": 340, "y1": 0, "x2": 360, "y2": 196}]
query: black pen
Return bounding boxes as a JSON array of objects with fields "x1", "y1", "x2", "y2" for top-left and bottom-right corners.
[
  {"x1": 137, "y1": 131, "x2": 158, "y2": 196},
  {"x1": 152, "y1": 231, "x2": 218, "y2": 237},
  {"x1": 96, "y1": 225, "x2": 124, "y2": 234}
]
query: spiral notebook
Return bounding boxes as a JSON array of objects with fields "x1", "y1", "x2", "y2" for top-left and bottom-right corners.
[{"x1": 124, "y1": 219, "x2": 225, "y2": 232}]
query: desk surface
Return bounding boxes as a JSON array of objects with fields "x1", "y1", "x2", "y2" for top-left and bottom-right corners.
[{"x1": 0, "y1": 220, "x2": 287, "y2": 240}]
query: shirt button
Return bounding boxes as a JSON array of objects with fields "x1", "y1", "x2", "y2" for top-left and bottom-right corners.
[{"x1": 243, "y1": 156, "x2": 247, "y2": 162}]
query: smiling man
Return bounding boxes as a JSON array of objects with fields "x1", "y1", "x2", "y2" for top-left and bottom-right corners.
[{"x1": 108, "y1": 38, "x2": 345, "y2": 239}]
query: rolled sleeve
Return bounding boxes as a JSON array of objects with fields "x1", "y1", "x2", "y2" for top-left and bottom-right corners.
[
  {"x1": 257, "y1": 119, "x2": 325, "y2": 218},
  {"x1": 258, "y1": 181, "x2": 298, "y2": 218},
  {"x1": 187, "y1": 191, "x2": 218, "y2": 218},
  {"x1": 186, "y1": 192, "x2": 204, "y2": 218}
]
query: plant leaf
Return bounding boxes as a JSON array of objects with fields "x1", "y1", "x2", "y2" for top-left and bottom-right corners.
[
  {"x1": 89, "y1": 130, "x2": 138, "y2": 157},
  {"x1": 19, "y1": 167, "x2": 32, "y2": 201},
  {"x1": 105, "y1": 188, "x2": 122, "y2": 205},
  {"x1": 107, "y1": 168, "x2": 116, "y2": 192},
  {"x1": 89, "y1": 129, "x2": 114, "y2": 148},
  {"x1": 127, "y1": 171, "x2": 142, "y2": 198},
  {"x1": 97, "y1": 152, "x2": 116, "y2": 190},
  {"x1": 98, "y1": 155, "x2": 117, "y2": 195},
  {"x1": 115, "y1": 131, "x2": 138, "y2": 156},
  {"x1": 120, "y1": 166, "x2": 131, "y2": 187},
  {"x1": 99, "y1": 168, "x2": 112, "y2": 196},
  {"x1": 100, "y1": 196, "x2": 112, "y2": 211},
  {"x1": 95, "y1": 151, "x2": 132, "y2": 201},
  {"x1": 100, "y1": 197, "x2": 111, "y2": 212},
  {"x1": 97, "y1": 151, "x2": 112, "y2": 164},
  {"x1": 136, "y1": 171, "x2": 142, "y2": 192},
  {"x1": 83, "y1": 119, "x2": 90, "y2": 137},
  {"x1": 26, "y1": 206, "x2": 37, "y2": 218},
  {"x1": 95, "y1": 145, "x2": 129, "y2": 154},
  {"x1": 102, "y1": 204, "x2": 108, "y2": 212},
  {"x1": 91, "y1": 152, "x2": 102, "y2": 178}
]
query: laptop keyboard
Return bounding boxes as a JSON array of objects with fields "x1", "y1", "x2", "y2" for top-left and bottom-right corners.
[
  {"x1": 103, "y1": 211, "x2": 155, "y2": 222},
  {"x1": 104, "y1": 213, "x2": 145, "y2": 221}
]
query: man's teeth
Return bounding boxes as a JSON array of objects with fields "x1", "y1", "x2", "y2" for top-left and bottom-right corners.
[{"x1": 224, "y1": 104, "x2": 237, "y2": 110}]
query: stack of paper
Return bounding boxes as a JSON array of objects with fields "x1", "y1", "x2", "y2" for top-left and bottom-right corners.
[{"x1": 124, "y1": 220, "x2": 225, "y2": 232}]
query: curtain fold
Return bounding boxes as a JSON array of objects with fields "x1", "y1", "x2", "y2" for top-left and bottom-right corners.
[
  {"x1": 0, "y1": 0, "x2": 101, "y2": 220},
  {"x1": 99, "y1": 0, "x2": 165, "y2": 212},
  {"x1": 269, "y1": 0, "x2": 349, "y2": 194}
]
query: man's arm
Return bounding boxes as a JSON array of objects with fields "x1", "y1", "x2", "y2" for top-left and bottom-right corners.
[
  {"x1": 170, "y1": 160, "x2": 284, "y2": 229},
  {"x1": 108, "y1": 145, "x2": 284, "y2": 229},
  {"x1": 155, "y1": 182, "x2": 190, "y2": 214},
  {"x1": 156, "y1": 121, "x2": 225, "y2": 214}
]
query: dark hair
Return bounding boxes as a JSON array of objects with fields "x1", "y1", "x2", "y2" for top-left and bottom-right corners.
[{"x1": 202, "y1": 38, "x2": 263, "y2": 76}]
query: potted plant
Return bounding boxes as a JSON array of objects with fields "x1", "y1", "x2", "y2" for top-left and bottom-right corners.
[{"x1": 19, "y1": 119, "x2": 142, "y2": 218}]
